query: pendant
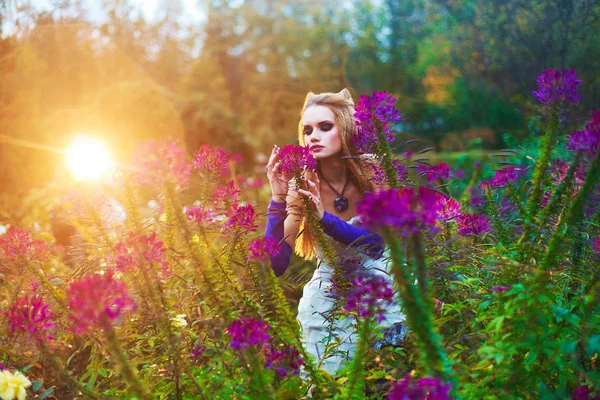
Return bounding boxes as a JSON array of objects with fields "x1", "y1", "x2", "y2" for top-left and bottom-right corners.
[{"x1": 334, "y1": 196, "x2": 349, "y2": 213}]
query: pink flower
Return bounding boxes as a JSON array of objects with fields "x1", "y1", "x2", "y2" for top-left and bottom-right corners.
[
  {"x1": 276, "y1": 145, "x2": 317, "y2": 179},
  {"x1": 591, "y1": 237, "x2": 600, "y2": 254},
  {"x1": 478, "y1": 166, "x2": 521, "y2": 189},
  {"x1": 193, "y1": 145, "x2": 231, "y2": 176},
  {"x1": 132, "y1": 139, "x2": 192, "y2": 189},
  {"x1": 248, "y1": 237, "x2": 282, "y2": 262},
  {"x1": 112, "y1": 232, "x2": 171, "y2": 277},
  {"x1": 457, "y1": 213, "x2": 490, "y2": 236},
  {"x1": 68, "y1": 270, "x2": 137, "y2": 333},
  {"x1": 226, "y1": 203, "x2": 258, "y2": 231},
  {"x1": 212, "y1": 181, "x2": 241, "y2": 206},
  {"x1": 436, "y1": 196, "x2": 462, "y2": 222},
  {"x1": 387, "y1": 375, "x2": 451, "y2": 400},
  {"x1": 186, "y1": 206, "x2": 215, "y2": 225},
  {"x1": 0, "y1": 227, "x2": 49, "y2": 262},
  {"x1": 417, "y1": 162, "x2": 450, "y2": 184},
  {"x1": 7, "y1": 295, "x2": 55, "y2": 342}
]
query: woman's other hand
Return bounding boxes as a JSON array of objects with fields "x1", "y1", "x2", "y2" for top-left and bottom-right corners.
[
  {"x1": 295, "y1": 174, "x2": 324, "y2": 220},
  {"x1": 266, "y1": 145, "x2": 288, "y2": 202}
]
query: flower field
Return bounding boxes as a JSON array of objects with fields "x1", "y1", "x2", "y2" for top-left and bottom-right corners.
[{"x1": 0, "y1": 69, "x2": 599, "y2": 399}]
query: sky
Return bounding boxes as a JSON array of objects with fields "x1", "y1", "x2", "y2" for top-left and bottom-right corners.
[{"x1": 2, "y1": 0, "x2": 207, "y2": 36}]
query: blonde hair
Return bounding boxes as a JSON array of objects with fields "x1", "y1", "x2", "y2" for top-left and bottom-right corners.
[{"x1": 294, "y1": 88, "x2": 375, "y2": 259}]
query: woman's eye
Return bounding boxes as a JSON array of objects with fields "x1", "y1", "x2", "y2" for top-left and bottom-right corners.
[
  {"x1": 304, "y1": 128, "x2": 313, "y2": 135},
  {"x1": 321, "y1": 123, "x2": 333, "y2": 131}
]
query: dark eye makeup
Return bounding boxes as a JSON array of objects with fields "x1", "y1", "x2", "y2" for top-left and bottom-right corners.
[{"x1": 303, "y1": 121, "x2": 334, "y2": 135}]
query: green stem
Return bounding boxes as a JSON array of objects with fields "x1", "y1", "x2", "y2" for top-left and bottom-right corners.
[
  {"x1": 526, "y1": 107, "x2": 559, "y2": 220},
  {"x1": 343, "y1": 317, "x2": 373, "y2": 400}
]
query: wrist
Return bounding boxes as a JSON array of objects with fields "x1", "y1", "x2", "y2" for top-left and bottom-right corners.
[{"x1": 271, "y1": 194, "x2": 287, "y2": 203}]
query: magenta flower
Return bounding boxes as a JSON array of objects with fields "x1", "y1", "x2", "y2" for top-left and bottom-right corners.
[
  {"x1": 372, "y1": 161, "x2": 408, "y2": 186},
  {"x1": 68, "y1": 270, "x2": 137, "y2": 333},
  {"x1": 212, "y1": 180, "x2": 241, "y2": 206},
  {"x1": 532, "y1": 68, "x2": 581, "y2": 105},
  {"x1": 132, "y1": 139, "x2": 192, "y2": 188},
  {"x1": 567, "y1": 111, "x2": 600, "y2": 158},
  {"x1": 591, "y1": 237, "x2": 600, "y2": 254},
  {"x1": 264, "y1": 344, "x2": 303, "y2": 378},
  {"x1": 0, "y1": 227, "x2": 49, "y2": 262},
  {"x1": 457, "y1": 213, "x2": 490, "y2": 236},
  {"x1": 248, "y1": 237, "x2": 282, "y2": 263},
  {"x1": 354, "y1": 92, "x2": 402, "y2": 154},
  {"x1": 357, "y1": 186, "x2": 441, "y2": 237},
  {"x1": 7, "y1": 295, "x2": 55, "y2": 342},
  {"x1": 189, "y1": 344, "x2": 207, "y2": 364},
  {"x1": 186, "y1": 206, "x2": 215, "y2": 225},
  {"x1": 193, "y1": 145, "x2": 231, "y2": 176},
  {"x1": 387, "y1": 375, "x2": 451, "y2": 400},
  {"x1": 417, "y1": 163, "x2": 450, "y2": 184},
  {"x1": 226, "y1": 317, "x2": 271, "y2": 350},
  {"x1": 572, "y1": 385, "x2": 600, "y2": 400},
  {"x1": 344, "y1": 274, "x2": 395, "y2": 322},
  {"x1": 226, "y1": 203, "x2": 258, "y2": 231},
  {"x1": 436, "y1": 196, "x2": 462, "y2": 222},
  {"x1": 276, "y1": 145, "x2": 317, "y2": 179},
  {"x1": 490, "y1": 285, "x2": 510, "y2": 294},
  {"x1": 112, "y1": 232, "x2": 171, "y2": 277}
]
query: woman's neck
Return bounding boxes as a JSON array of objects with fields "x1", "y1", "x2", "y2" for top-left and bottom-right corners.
[{"x1": 318, "y1": 156, "x2": 347, "y2": 185}]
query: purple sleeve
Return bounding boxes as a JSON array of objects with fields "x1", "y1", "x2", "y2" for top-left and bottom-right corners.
[
  {"x1": 265, "y1": 199, "x2": 292, "y2": 277},
  {"x1": 320, "y1": 211, "x2": 385, "y2": 259}
]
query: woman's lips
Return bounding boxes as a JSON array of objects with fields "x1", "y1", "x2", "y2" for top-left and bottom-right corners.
[{"x1": 311, "y1": 146, "x2": 324, "y2": 152}]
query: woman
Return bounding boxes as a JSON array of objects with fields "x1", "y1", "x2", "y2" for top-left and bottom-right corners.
[{"x1": 264, "y1": 88, "x2": 405, "y2": 375}]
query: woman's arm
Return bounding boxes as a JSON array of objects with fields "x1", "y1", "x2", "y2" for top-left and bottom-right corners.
[
  {"x1": 320, "y1": 211, "x2": 385, "y2": 259},
  {"x1": 265, "y1": 185, "x2": 303, "y2": 277}
]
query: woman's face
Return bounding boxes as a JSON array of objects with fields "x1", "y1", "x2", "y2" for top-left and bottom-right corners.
[{"x1": 302, "y1": 105, "x2": 343, "y2": 160}]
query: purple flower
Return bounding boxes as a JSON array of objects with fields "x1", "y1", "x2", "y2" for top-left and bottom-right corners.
[
  {"x1": 567, "y1": 111, "x2": 600, "y2": 158},
  {"x1": 457, "y1": 213, "x2": 490, "y2": 236},
  {"x1": 499, "y1": 198, "x2": 517, "y2": 217},
  {"x1": 329, "y1": 258, "x2": 363, "y2": 296},
  {"x1": 490, "y1": 285, "x2": 510, "y2": 294},
  {"x1": 0, "y1": 363, "x2": 4, "y2": 371},
  {"x1": 387, "y1": 375, "x2": 452, "y2": 400},
  {"x1": 276, "y1": 145, "x2": 317, "y2": 179},
  {"x1": 354, "y1": 92, "x2": 402, "y2": 154},
  {"x1": 193, "y1": 145, "x2": 231, "y2": 176},
  {"x1": 469, "y1": 187, "x2": 486, "y2": 209},
  {"x1": 344, "y1": 274, "x2": 394, "y2": 322},
  {"x1": 417, "y1": 163, "x2": 450, "y2": 184},
  {"x1": 132, "y1": 139, "x2": 192, "y2": 189},
  {"x1": 572, "y1": 385, "x2": 600, "y2": 400},
  {"x1": 189, "y1": 344, "x2": 207, "y2": 364},
  {"x1": 226, "y1": 317, "x2": 271, "y2": 350},
  {"x1": 541, "y1": 191, "x2": 552, "y2": 208},
  {"x1": 186, "y1": 206, "x2": 215, "y2": 225},
  {"x1": 357, "y1": 186, "x2": 441, "y2": 237},
  {"x1": 532, "y1": 68, "x2": 581, "y2": 105},
  {"x1": 436, "y1": 196, "x2": 462, "y2": 222},
  {"x1": 478, "y1": 166, "x2": 521, "y2": 189},
  {"x1": 372, "y1": 161, "x2": 408, "y2": 187},
  {"x1": 264, "y1": 344, "x2": 303, "y2": 378},
  {"x1": 7, "y1": 295, "x2": 55, "y2": 342},
  {"x1": 248, "y1": 237, "x2": 282, "y2": 263},
  {"x1": 226, "y1": 203, "x2": 257, "y2": 231}
]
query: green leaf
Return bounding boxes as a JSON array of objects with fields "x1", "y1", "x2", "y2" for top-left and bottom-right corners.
[
  {"x1": 98, "y1": 368, "x2": 108, "y2": 378},
  {"x1": 38, "y1": 388, "x2": 54, "y2": 399},
  {"x1": 31, "y1": 380, "x2": 43, "y2": 392},
  {"x1": 586, "y1": 335, "x2": 600, "y2": 357}
]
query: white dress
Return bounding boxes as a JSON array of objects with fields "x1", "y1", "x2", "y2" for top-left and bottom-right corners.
[{"x1": 296, "y1": 216, "x2": 406, "y2": 375}]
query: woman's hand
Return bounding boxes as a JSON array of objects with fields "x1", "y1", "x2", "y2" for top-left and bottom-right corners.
[
  {"x1": 266, "y1": 145, "x2": 288, "y2": 202},
  {"x1": 295, "y1": 174, "x2": 324, "y2": 220}
]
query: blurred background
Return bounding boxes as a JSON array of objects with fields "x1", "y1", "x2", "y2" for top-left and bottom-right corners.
[{"x1": 0, "y1": 0, "x2": 599, "y2": 203}]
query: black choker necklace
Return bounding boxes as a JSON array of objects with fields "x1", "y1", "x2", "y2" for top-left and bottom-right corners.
[{"x1": 319, "y1": 172, "x2": 350, "y2": 213}]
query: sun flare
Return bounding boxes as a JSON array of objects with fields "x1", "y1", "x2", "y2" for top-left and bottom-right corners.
[{"x1": 66, "y1": 135, "x2": 113, "y2": 181}]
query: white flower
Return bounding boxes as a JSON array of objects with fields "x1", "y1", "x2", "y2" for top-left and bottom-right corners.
[
  {"x1": 170, "y1": 314, "x2": 188, "y2": 329},
  {"x1": 0, "y1": 370, "x2": 32, "y2": 400}
]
